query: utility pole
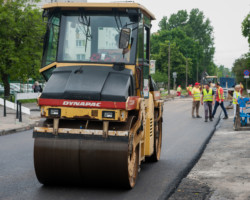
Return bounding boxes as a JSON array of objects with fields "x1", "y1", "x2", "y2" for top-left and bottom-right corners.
[
  {"x1": 246, "y1": 78, "x2": 248, "y2": 97},
  {"x1": 174, "y1": 77, "x2": 176, "y2": 90},
  {"x1": 168, "y1": 42, "x2": 171, "y2": 95},
  {"x1": 173, "y1": 72, "x2": 177, "y2": 90},
  {"x1": 196, "y1": 61, "x2": 198, "y2": 82},
  {"x1": 186, "y1": 58, "x2": 188, "y2": 89}
]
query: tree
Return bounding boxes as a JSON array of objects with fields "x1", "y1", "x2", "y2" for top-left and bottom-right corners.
[
  {"x1": 168, "y1": 10, "x2": 188, "y2": 30},
  {"x1": 232, "y1": 12, "x2": 250, "y2": 87},
  {"x1": 152, "y1": 9, "x2": 215, "y2": 85},
  {"x1": 216, "y1": 65, "x2": 231, "y2": 78},
  {"x1": 232, "y1": 53, "x2": 250, "y2": 85},
  {"x1": 151, "y1": 9, "x2": 216, "y2": 83},
  {"x1": 158, "y1": 16, "x2": 168, "y2": 31},
  {"x1": 184, "y1": 9, "x2": 215, "y2": 71},
  {"x1": 242, "y1": 13, "x2": 250, "y2": 45},
  {"x1": 151, "y1": 40, "x2": 192, "y2": 87},
  {"x1": 0, "y1": 0, "x2": 45, "y2": 96}
]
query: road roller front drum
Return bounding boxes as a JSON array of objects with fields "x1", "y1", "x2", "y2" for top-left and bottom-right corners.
[{"x1": 33, "y1": 116, "x2": 142, "y2": 188}]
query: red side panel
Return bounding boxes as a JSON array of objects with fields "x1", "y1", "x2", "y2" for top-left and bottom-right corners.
[
  {"x1": 126, "y1": 96, "x2": 140, "y2": 110},
  {"x1": 39, "y1": 98, "x2": 126, "y2": 109},
  {"x1": 39, "y1": 97, "x2": 140, "y2": 110}
]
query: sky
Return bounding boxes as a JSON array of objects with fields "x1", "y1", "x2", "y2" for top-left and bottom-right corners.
[{"x1": 88, "y1": 0, "x2": 250, "y2": 70}]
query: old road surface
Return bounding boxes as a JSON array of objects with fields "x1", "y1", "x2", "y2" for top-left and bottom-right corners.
[{"x1": 0, "y1": 98, "x2": 221, "y2": 200}]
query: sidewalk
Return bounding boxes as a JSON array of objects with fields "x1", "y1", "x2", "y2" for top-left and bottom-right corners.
[
  {"x1": 0, "y1": 103, "x2": 40, "y2": 135},
  {"x1": 169, "y1": 107, "x2": 250, "y2": 200}
]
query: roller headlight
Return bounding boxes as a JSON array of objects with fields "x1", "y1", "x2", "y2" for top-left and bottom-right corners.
[
  {"x1": 49, "y1": 108, "x2": 61, "y2": 117},
  {"x1": 102, "y1": 111, "x2": 115, "y2": 119}
]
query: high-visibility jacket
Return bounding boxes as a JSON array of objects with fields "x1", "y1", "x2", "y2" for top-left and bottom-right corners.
[
  {"x1": 203, "y1": 89, "x2": 213, "y2": 102},
  {"x1": 177, "y1": 86, "x2": 181, "y2": 92},
  {"x1": 233, "y1": 91, "x2": 240, "y2": 104},
  {"x1": 189, "y1": 86, "x2": 192, "y2": 91},
  {"x1": 216, "y1": 87, "x2": 225, "y2": 101},
  {"x1": 192, "y1": 88, "x2": 201, "y2": 101}
]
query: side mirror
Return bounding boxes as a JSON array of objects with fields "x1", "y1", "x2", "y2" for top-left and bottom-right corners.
[{"x1": 119, "y1": 28, "x2": 131, "y2": 49}]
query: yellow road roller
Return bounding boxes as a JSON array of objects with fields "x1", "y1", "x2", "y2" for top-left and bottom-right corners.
[{"x1": 33, "y1": 2, "x2": 163, "y2": 188}]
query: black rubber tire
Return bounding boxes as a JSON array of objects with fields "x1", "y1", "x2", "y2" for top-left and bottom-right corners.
[{"x1": 147, "y1": 110, "x2": 163, "y2": 162}]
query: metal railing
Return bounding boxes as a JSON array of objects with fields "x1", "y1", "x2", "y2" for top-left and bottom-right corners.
[
  {"x1": 16, "y1": 101, "x2": 22, "y2": 122},
  {"x1": 2, "y1": 95, "x2": 22, "y2": 122}
]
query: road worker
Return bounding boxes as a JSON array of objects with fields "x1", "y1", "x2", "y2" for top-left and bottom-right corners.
[
  {"x1": 233, "y1": 85, "x2": 241, "y2": 120},
  {"x1": 212, "y1": 82, "x2": 228, "y2": 119},
  {"x1": 186, "y1": 85, "x2": 189, "y2": 93},
  {"x1": 201, "y1": 83, "x2": 215, "y2": 122},
  {"x1": 240, "y1": 82, "x2": 244, "y2": 95},
  {"x1": 177, "y1": 85, "x2": 182, "y2": 96},
  {"x1": 188, "y1": 84, "x2": 192, "y2": 96},
  {"x1": 192, "y1": 82, "x2": 202, "y2": 118}
]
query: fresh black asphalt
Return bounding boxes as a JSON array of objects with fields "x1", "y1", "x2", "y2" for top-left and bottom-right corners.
[{"x1": 0, "y1": 98, "x2": 221, "y2": 200}]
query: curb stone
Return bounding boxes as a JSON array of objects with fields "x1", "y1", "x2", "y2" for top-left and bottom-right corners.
[{"x1": 0, "y1": 122, "x2": 38, "y2": 136}]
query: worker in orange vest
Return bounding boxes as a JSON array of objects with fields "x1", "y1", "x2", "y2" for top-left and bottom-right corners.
[{"x1": 212, "y1": 82, "x2": 228, "y2": 119}]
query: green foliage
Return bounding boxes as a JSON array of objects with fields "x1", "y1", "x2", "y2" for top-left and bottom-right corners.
[
  {"x1": 151, "y1": 8, "x2": 215, "y2": 87},
  {"x1": 232, "y1": 53, "x2": 250, "y2": 85},
  {"x1": 0, "y1": 0, "x2": 46, "y2": 96},
  {"x1": 232, "y1": 12, "x2": 250, "y2": 87},
  {"x1": 19, "y1": 99, "x2": 37, "y2": 103},
  {"x1": 151, "y1": 38, "x2": 192, "y2": 87},
  {"x1": 242, "y1": 13, "x2": 250, "y2": 45},
  {"x1": 216, "y1": 65, "x2": 232, "y2": 78},
  {"x1": 158, "y1": 16, "x2": 168, "y2": 31},
  {"x1": 168, "y1": 10, "x2": 188, "y2": 30},
  {"x1": 151, "y1": 71, "x2": 168, "y2": 83}
]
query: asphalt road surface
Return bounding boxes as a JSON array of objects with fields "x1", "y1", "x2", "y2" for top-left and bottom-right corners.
[{"x1": 0, "y1": 98, "x2": 221, "y2": 200}]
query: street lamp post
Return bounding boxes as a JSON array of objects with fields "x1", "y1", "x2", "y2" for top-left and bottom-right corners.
[
  {"x1": 168, "y1": 42, "x2": 171, "y2": 95},
  {"x1": 196, "y1": 61, "x2": 198, "y2": 82},
  {"x1": 186, "y1": 58, "x2": 188, "y2": 89}
]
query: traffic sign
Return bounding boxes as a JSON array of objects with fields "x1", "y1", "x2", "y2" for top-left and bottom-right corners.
[
  {"x1": 150, "y1": 60, "x2": 156, "y2": 74},
  {"x1": 244, "y1": 70, "x2": 250, "y2": 76},
  {"x1": 244, "y1": 75, "x2": 249, "y2": 79}
]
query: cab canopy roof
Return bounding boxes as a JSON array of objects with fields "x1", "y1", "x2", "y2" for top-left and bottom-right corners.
[{"x1": 43, "y1": 2, "x2": 155, "y2": 20}]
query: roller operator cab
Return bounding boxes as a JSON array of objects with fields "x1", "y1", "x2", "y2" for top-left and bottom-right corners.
[{"x1": 33, "y1": 2, "x2": 163, "y2": 188}]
